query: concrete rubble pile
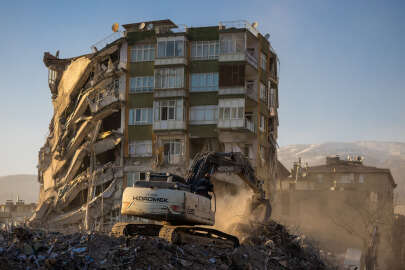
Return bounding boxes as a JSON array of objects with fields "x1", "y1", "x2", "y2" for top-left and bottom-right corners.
[{"x1": 0, "y1": 222, "x2": 335, "y2": 270}]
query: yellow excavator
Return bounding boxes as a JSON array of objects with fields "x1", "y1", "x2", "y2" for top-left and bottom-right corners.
[{"x1": 112, "y1": 152, "x2": 271, "y2": 248}]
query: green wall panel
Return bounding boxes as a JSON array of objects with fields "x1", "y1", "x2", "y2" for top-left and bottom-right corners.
[
  {"x1": 129, "y1": 62, "x2": 154, "y2": 76},
  {"x1": 128, "y1": 93, "x2": 153, "y2": 108},
  {"x1": 187, "y1": 27, "x2": 219, "y2": 41},
  {"x1": 189, "y1": 125, "x2": 217, "y2": 138},
  {"x1": 189, "y1": 92, "x2": 218, "y2": 106},
  {"x1": 127, "y1": 31, "x2": 156, "y2": 44},
  {"x1": 190, "y1": 61, "x2": 218, "y2": 73},
  {"x1": 128, "y1": 125, "x2": 152, "y2": 141}
]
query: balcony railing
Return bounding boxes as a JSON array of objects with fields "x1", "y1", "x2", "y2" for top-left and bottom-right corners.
[
  {"x1": 219, "y1": 84, "x2": 257, "y2": 102},
  {"x1": 245, "y1": 118, "x2": 256, "y2": 133},
  {"x1": 217, "y1": 117, "x2": 256, "y2": 134},
  {"x1": 219, "y1": 40, "x2": 258, "y2": 69},
  {"x1": 245, "y1": 52, "x2": 258, "y2": 69}
]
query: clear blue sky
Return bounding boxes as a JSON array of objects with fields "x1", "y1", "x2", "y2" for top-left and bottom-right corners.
[{"x1": 0, "y1": 0, "x2": 404, "y2": 175}]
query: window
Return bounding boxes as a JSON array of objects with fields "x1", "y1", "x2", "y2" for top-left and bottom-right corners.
[
  {"x1": 218, "y1": 99, "x2": 244, "y2": 121},
  {"x1": 129, "y1": 140, "x2": 152, "y2": 157},
  {"x1": 219, "y1": 64, "x2": 245, "y2": 87},
  {"x1": 130, "y1": 44, "x2": 155, "y2": 62},
  {"x1": 127, "y1": 172, "x2": 146, "y2": 187},
  {"x1": 220, "y1": 39, "x2": 244, "y2": 54},
  {"x1": 191, "y1": 41, "x2": 219, "y2": 59},
  {"x1": 159, "y1": 100, "x2": 176, "y2": 121},
  {"x1": 129, "y1": 108, "x2": 153, "y2": 125},
  {"x1": 48, "y1": 69, "x2": 58, "y2": 85},
  {"x1": 155, "y1": 68, "x2": 184, "y2": 89},
  {"x1": 260, "y1": 83, "x2": 267, "y2": 102},
  {"x1": 190, "y1": 106, "x2": 218, "y2": 123},
  {"x1": 130, "y1": 76, "x2": 154, "y2": 92},
  {"x1": 157, "y1": 40, "x2": 184, "y2": 58},
  {"x1": 260, "y1": 52, "x2": 267, "y2": 71},
  {"x1": 259, "y1": 114, "x2": 265, "y2": 131},
  {"x1": 163, "y1": 139, "x2": 184, "y2": 164},
  {"x1": 190, "y1": 73, "x2": 219, "y2": 91}
]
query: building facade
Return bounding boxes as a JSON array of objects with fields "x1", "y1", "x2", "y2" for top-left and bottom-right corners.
[
  {"x1": 31, "y1": 19, "x2": 279, "y2": 232},
  {"x1": 273, "y1": 156, "x2": 396, "y2": 269},
  {"x1": 123, "y1": 20, "x2": 279, "y2": 195}
]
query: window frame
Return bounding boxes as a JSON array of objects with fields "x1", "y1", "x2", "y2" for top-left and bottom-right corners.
[
  {"x1": 191, "y1": 40, "x2": 220, "y2": 60},
  {"x1": 190, "y1": 72, "x2": 219, "y2": 92},
  {"x1": 128, "y1": 140, "x2": 152, "y2": 157},
  {"x1": 129, "y1": 76, "x2": 154, "y2": 93},
  {"x1": 129, "y1": 108, "x2": 153, "y2": 125},
  {"x1": 157, "y1": 40, "x2": 185, "y2": 58},
  {"x1": 155, "y1": 67, "x2": 184, "y2": 89},
  {"x1": 130, "y1": 44, "x2": 155, "y2": 62}
]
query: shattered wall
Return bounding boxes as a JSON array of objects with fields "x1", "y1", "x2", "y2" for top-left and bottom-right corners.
[{"x1": 30, "y1": 39, "x2": 127, "y2": 232}]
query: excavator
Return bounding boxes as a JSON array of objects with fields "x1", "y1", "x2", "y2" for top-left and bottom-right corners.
[{"x1": 112, "y1": 152, "x2": 272, "y2": 248}]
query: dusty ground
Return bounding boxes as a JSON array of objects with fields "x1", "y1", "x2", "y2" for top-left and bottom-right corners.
[{"x1": 0, "y1": 222, "x2": 337, "y2": 270}]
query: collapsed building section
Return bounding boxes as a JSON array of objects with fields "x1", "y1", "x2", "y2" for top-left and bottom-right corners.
[
  {"x1": 31, "y1": 37, "x2": 127, "y2": 231},
  {"x1": 31, "y1": 19, "x2": 280, "y2": 232}
]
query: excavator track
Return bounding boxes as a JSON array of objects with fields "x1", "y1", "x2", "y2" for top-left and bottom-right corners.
[
  {"x1": 113, "y1": 223, "x2": 239, "y2": 248},
  {"x1": 111, "y1": 222, "x2": 163, "y2": 237},
  {"x1": 159, "y1": 225, "x2": 239, "y2": 248}
]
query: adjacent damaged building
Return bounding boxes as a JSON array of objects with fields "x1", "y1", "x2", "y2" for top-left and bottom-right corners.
[
  {"x1": 273, "y1": 156, "x2": 396, "y2": 269},
  {"x1": 30, "y1": 19, "x2": 280, "y2": 232}
]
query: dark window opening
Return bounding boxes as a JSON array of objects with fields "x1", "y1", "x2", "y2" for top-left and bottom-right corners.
[
  {"x1": 101, "y1": 111, "x2": 121, "y2": 132},
  {"x1": 73, "y1": 155, "x2": 90, "y2": 180},
  {"x1": 63, "y1": 188, "x2": 88, "y2": 212},
  {"x1": 219, "y1": 64, "x2": 245, "y2": 87},
  {"x1": 96, "y1": 148, "x2": 116, "y2": 165}
]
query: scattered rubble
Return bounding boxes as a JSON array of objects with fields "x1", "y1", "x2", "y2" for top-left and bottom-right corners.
[{"x1": 0, "y1": 222, "x2": 336, "y2": 269}]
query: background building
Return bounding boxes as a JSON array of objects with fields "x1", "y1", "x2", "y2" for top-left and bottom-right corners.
[
  {"x1": 31, "y1": 19, "x2": 280, "y2": 232},
  {"x1": 273, "y1": 156, "x2": 396, "y2": 269}
]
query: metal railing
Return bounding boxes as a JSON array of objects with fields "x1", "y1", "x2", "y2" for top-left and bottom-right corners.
[
  {"x1": 245, "y1": 118, "x2": 256, "y2": 133},
  {"x1": 90, "y1": 31, "x2": 124, "y2": 52},
  {"x1": 245, "y1": 51, "x2": 258, "y2": 69},
  {"x1": 219, "y1": 20, "x2": 259, "y2": 37}
]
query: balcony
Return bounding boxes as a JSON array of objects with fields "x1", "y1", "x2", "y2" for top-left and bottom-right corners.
[
  {"x1": 217, "y1": 118, "x2": 256, "y2": 133},
  {"x1": 218, "y1": 39, "x2": 257, "y2": 69},
  {"x1": 153, "y1": 120, "x2": 186, "y2": 130},
  {"x1": 218, "y1": 85, "x2": 257, "y2": 102},
  {"x1": 88, "y1": 82, "x2": 120, "y2": 113}
]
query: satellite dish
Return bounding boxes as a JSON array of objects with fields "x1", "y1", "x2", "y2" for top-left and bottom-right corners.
[
  {"x1": 112, "y1": 23, "x2": 119, "y2": 32},
  {"x1": 147, "y1": 23, "x2": 154, "y2": 30},
  {"x1": 139, "y1": 22, "x2": 146, "y2": 30},
  {"x1": 265, "y1": 33, "x2": 270, "y2": 40},
  {"x1": 252, "y1": 21, "x2": 258, "y2": 28}
]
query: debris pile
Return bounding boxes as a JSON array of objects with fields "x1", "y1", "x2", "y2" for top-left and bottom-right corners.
[{"x1": 0, "y1": 222, "x2": 335, "y2": 269}]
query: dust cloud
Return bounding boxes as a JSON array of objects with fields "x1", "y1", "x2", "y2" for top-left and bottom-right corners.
[{"x1": 213, "y1": 188, "x2": 254, "y2": 237}]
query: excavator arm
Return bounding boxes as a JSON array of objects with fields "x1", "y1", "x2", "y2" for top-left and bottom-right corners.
[{"x1": 185, "y1": 152, "x2": 272, "y2": 221}]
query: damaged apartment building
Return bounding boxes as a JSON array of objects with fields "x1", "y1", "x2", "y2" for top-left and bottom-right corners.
[
  {"x1": 30, "y1": 19, "x2": 280, "y2": 232},
  {"x1": 273, "y1": 156, "x2": 396, "y2": 268}
]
